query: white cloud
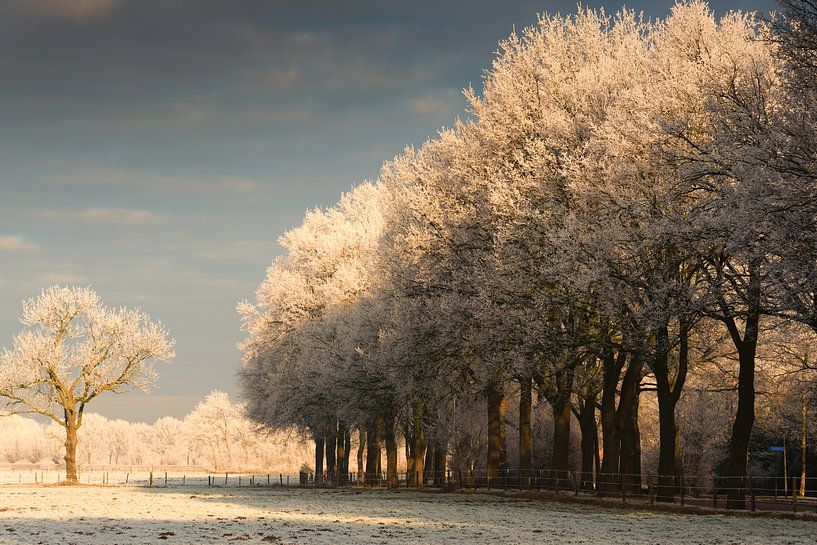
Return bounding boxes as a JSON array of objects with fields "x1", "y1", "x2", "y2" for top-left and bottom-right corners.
[
  {"x1": 0, "y1": 235, "x2": 38, "y2": 252},
  {"x1": 408, "y1": 89, "x2": 462, "y2": 116},
  {"x1": 38, "y1": 207, "x2": 164, "y2": 225},
  {"x1": 42, "y1": 164, "x2": 258, "y2": 195},
  {"x1": 43, "y1": 273, "x2": 86, "y2": 285},
  {"x1": 217, "y1": 178, "x2": 257, "y2": 193},
  {"x1": 76, "y1": 208, "x2": 162, "y2": 224},
  {"x1": 194, "y1": 240, "x2": 278, "y2": 261}
]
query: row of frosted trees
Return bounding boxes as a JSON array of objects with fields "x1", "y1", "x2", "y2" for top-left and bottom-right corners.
[
  {"x1": 0, "y1": 391, "x2": 312, "y2": 471},
  {"x1": 238, "y1": 1, "x2": 817, "y2": 508},
  {"x1": 0, "y1": 391, "x2": 311, "y2": 472}
]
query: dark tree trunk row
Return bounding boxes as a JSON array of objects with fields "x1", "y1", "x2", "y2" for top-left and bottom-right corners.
[
  {"x1": 325, "y1": 428, "x2": 337, "y2": 483},
  {"x1": 315, "y1": 435, "x2": 325, "y2": 483},
  {"x1": 577, "y1": 392, "x2": 598, "y2": 491},
  {"x1": 487, "y1": 385, "x2": 504, "y2": 487},
  {"x1": 599, "y1": 346, "x2": 643, "y2": 495},
  {"x1": 518, "y1": 377, "x2": 533, "y2": 484},
  {"x1": 357, "y1": 426, "x2": 366, "y2": 482},
  {"x1": 549, "y1": 365, "x2": 575, "y2": 489},
  {"x1": 652, "y1": 322, "x2": 688, "y2": 502},
  {"x1": 619, "y1": 383, "x2": 642, "y2": 493},
  {"x1": 366, "y1": 419, "x2": 379, "y2": 484},
  {"x1": 385, "y1": 420, "x2": 398, "y2": 487}
]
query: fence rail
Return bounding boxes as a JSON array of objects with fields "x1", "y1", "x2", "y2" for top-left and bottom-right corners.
[
  {"x1": 304, "y1": 469, "x2": 817, "y2": 514},
  {"x1": 3, "y1": 467, "x2": 816, "y2": 515},
  {"x1": 0, "y1": 468, "x2": 301, "y2": 488}
]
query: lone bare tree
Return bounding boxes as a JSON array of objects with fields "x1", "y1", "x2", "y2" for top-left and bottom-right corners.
[{"x1": 0, "y1": 286, "x2": 174, "y2": 483}]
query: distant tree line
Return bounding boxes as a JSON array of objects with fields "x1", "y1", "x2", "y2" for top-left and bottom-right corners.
[{"x1": 0, "y1": 391, "x2": 312, "y2": 473}]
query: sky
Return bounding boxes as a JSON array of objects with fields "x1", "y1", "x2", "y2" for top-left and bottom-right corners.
[{"x1": 0, "y1": 0, "x2": 776, "y2": 422}]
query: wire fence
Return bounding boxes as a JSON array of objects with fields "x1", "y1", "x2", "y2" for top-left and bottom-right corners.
[
  {"x1": 3, "y1": 466, "x2": 816, "y2": 514},
  {"x1": 0, "y1": 468, "x2": 302, "y2": 488},
  {"x1": 305, "y1": 469, "x2": 817, "y2": 514}
]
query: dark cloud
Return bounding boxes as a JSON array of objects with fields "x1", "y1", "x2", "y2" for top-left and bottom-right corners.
[{"x1": 0, "y1": 1, "x2": 775, "y2": 164}]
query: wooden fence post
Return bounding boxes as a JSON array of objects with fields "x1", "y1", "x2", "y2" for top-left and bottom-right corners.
[
  {"x1": 750, "y1": 477, "x2": 756, "y2": 512},
  {"x1": 621, "y1": 475, "x2": 626, "y2": 503}
]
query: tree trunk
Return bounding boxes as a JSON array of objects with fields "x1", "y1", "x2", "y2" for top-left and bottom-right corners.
[
  {"x1": 518, "y1": 377, "x2": 533, "y2": 487},
  {"x1": 499, "y1": 395, "x2": 508, "y2": 484},
  {"x1": 343, "y1": 427, "x2": 351, "y2": 483},
  {"x1": 375, "y1": 415, "x2": 384, "y2": 477},
  {"x1": 63, "y1": 414, "x2": 79, "y2": 484},
  {"x1": 653, "y1": 323, "x2": 688, "y2": 502},
  {"x1": 578, "y1": 393, "x2": 597, "y2": 491},
  {"x1": 802, "y1": 394, "x2": 808, "y2": 497},
  {"x1": 336, "y1": 421, "x2": 346, "y2": 484},
  {"x1": 423, "y1": 443, "x2": 434, "y2": 485},
  {"x1": 357, "y1": 427, "x2": 366, "y2": 483},
  {"x1": 726, "y1": 338, "x2": 757, "y2": 508},
  {"x1": 412, "y1": 405, "x2": 425, "y2": 488},
  {"x1": 433, "y1": 444, "x2": 447, "y2": 487},
  {"x1": 404, "y1": 419, "x2": 415, "y2": 487},
  {"x1": 315, "y1": 435, "x2": 325, "y2": 483},
  {"x1": 655, "y1": 393, "x2": 681, "y2": 500},
  {"x1": 552, "y1": 395, "x2": 572, "y2": 489},
  {"x1": 599, "y1": 348, "x2": 626, "y2": 495},
  {"x1": 325, "y1": 426, "x2": 337, "y2": 485},
  {"x1": 366, "y1": 420, "x2": 379, "y2": 485},
  {"x1": 600, "y1": 349, "x2": 642, "y2": 495},
  {"x1": 487, "y1": 385, "x2": 504, "y2": 487},
  {"x1": 593, "y1": 420, "x2": 601, "y2": 484},
  {"x1": 549, "y1": 363, "x2": 576, "y2": 490},
  {"x1": 619, "y1": 385, "x2": 641, "y2": 493},
  {"x1": 385, "y1": 420, "x2": 398, "y2": 488},
  {"x1": 723, "y1": 263, "x2": 761, "y2": 510}
]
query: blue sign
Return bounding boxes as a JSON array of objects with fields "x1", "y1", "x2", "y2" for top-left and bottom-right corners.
[{"x1": 769, "y1": 446, "x2": 785, "y2": 452}]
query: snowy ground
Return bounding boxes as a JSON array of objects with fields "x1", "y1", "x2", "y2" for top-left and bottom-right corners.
[{"x1": 0, "y1": 485, "x2": 813, "y2": 545}]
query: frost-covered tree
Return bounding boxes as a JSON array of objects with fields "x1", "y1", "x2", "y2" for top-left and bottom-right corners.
[
  {"x1": 185, "y1": 390, "x2": 245, "y2": 469},
  {"x1": 238, "y1": 182, "x2": 394, "y2": 482},
  {"x1": 235, "y1": 0, "x2": 817, "y2": 507},
  {"x1": 152, "y1": 416, "x2": 185, "y2": 465},
  {"x1": 0, "y1": 286, "x2": 174, "y2": 482},
  {"x1": 659, "y1": 5, "x2": 783, "y2": 507},
  {"x1": 762, "y1": 1, "x2": 817, "y2": 335}
]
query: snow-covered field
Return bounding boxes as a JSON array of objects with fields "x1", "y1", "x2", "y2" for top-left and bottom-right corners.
[{"x1": 0, "y1": 485, "x2": 813, "y2": 545}]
